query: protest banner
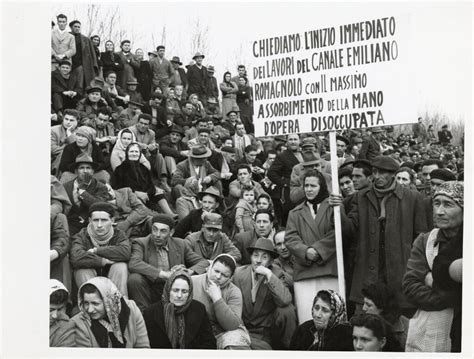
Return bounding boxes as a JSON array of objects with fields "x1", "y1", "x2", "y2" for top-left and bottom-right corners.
[{"x1": 251, "y1": 15, "x2": 416, "y2": 137}]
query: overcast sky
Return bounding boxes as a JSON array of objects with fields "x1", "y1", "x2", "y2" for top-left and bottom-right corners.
[{"x1": 51, "y1": 1, "x2": 472, "y2": 123}]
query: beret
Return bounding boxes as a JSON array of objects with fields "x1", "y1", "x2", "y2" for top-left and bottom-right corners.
[
  {"x1": 88, "y1": 202, "x2": 116, "y2": 217},
  {"x1": 371, "y1": 156, "x2": 399, "y2": 172},
  {"x1": 152, "y1": 214, "x2": 175, "y2": 229}
]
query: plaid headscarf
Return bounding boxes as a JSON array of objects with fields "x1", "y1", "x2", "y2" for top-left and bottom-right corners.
[{"x1": 433, "y1": 181, "x2": 463, "y2": 208}]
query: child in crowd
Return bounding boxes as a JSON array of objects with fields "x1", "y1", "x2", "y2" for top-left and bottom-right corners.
[{"x1": 235, "y1": 185, "x2": 258, "y2": 233}]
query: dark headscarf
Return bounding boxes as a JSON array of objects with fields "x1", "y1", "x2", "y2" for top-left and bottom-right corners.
[
  {"x1": 162, "y1": 270, "x2": 194, "y2": 349},
  {"x1": 119, "y1": 142, "x2": 149, "y2": 185},
  {"x1": 304, "y1": 170, "x2": 329, "y2": 212},
  {"x1": 223, "y1": 71, "x2": 232, "y2": 83}
]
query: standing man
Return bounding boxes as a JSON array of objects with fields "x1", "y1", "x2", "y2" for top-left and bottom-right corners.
[
  {"x1": 438, "y1": 124, "x2": 453, "y2": 146},
  {"x1": 116, "y1": 40, "x2": 140, "y2": 89},
  {"x1": 187, "y1": 52, "x2": 208, "y2": 105},
  {"x1": 149, "y1": 45, "x2": 174, "y2": 92},
  {"x1": 330, "y1": 156, "x2": 427, "y2": 315},
  {"x1": 351, "y1": 159, "x2": 372, "y2": 191},
  {"x1": 359, "y1": 127, "x2": 384, "y2": 161},
  {"x1": 68, "y1": 20, "x2": 98, "y2": 90},
  {"x1": 231, "y1": 65, "x2": 248, "y2": 85},
  {"x1": 205, "y1": 65, "x2": 219, "y2": 105},
  {"x1": 267, "y1": 134, "x2": 303, "y2": 225},
  {"x1": 169, "y1": 56, "x2": 187, "y2": 95},
  {"x1": 412, "y1": 117, "x2": 428, "y2": 146},
  {"x1": 51, "y1": 14, "x2": 76, "y2": 71}
]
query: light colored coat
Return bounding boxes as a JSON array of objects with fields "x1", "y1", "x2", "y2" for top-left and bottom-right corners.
[{"x1": 51, "y1": 29, "x2": 76, "y2": 63}]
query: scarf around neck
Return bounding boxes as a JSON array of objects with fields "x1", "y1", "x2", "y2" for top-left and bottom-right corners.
[
  {"x1": 372, "y1": 179, "x2": 397, "y2": 221},
  {"x1": 87, "y1": 222, "x2": 114, "y2": 247}
]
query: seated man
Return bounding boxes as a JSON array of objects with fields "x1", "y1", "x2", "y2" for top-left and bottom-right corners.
[
  {"x1": 50, "y1": 213, "x2": 72, "y2": 292},
  {"x1": 159, "y1": 125, "x2": 190, "y2": 175},
  {"x1": 117, "y1": 100, "x2": 143, "y2": 129},
  {"x1": 232, "y1": 145, "x2": 266, "y2": 183},
  {"x1": 234, "y1": 210, "x2": 276, "y2": 265},
  {"x1": 51, "y1": 59, "x2": 82, "y2": 115},
  {"x1": 192, "y1": 254, "x2": 251, "y2": 349},
  {"x1": 76, "y1": 85, "x2": 109, "y2": 122},
  {"x1": 171, "y1": 145, "x2": 222, "y2": 197},
  {"x1": 70, "y1": 202, "x2": 131, "y2": 296},
  {"x1": 228, "y1": 164, "x2": 266, "y2": 201},
  {"x1": 102, "y1": 70, "x2": 129, "y2": 111},
  {"x1": 51, "y1": 109, "x2": 79, "y2": 176},
  {"x1": 49, "y1": 279, "x2": 75, "y2": 347},
  {"x1": 351, "y1": 313, "x2": 403, "y2": 352},
  {"x1": 174, "y1": 186, "x2": 222, "y2": 239},
  {"x1": 232, "y1": 238, "x2": 297, "y2": 350},
  {"x1": 128, "y1": 214, "x2": 209, "y2": 311},
  {"x1": 63, "y1": 154, "x2": 111, "y2": 235},
  {"x1": 185, "y1": 213, "x2": 241, "y2": 265},
  {"x1": 272, "y1": 230, "x2": 294, "y2": 293},
  {"x1": 83, "y1": 107, "x2": 117, "y2": 159},
  {"x1": 59, "y1": 126, "x2": 110, "y2": 184}
]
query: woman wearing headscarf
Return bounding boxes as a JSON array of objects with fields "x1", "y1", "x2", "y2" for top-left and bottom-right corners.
[
  {"x1": 50, "y1": 279, "x2": 75, "y2": 347},
  {"x1": 403, "y1": 181, "x2": 463, "y2": 352},
  {"x1": 285, "y1": 169, "x2": 338, "y2": 324},
  {"x1": 111, "y1": 142, "x2": 174, "y2": 215},
  {"x1": 73, "y1": 276, "x2": 150, "y2": 348},
  {"x1": 110, "y1": 128, "x2": 150, "y2": 171},
  {"x1": 219, "y1": 71, "x2": 239, "y2": 121},
  {"x1": 143, "y1": 270, "x2": 217, "y2": 349},
  {"x1": 290, "y1": 289, "x2": 352, "y2": 351},
  {"x1": 101, "y1": 40, "x2": 124, "y2": 79},
  {"x1": 175, "y1": 177, "x2": 201, "y2": 220}
]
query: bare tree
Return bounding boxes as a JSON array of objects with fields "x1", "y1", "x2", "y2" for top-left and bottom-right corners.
[{"x1": 189, "y1": 18, "x2": 211, "y2": 59}]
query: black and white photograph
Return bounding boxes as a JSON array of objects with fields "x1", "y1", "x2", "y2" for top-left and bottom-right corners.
[{"x1": 1, "y1": 1, "x2": 472, "y2": 357}]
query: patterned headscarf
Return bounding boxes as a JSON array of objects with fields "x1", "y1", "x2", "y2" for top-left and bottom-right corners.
[
  {"x1": 162, "y1": 270, "x2": 194, "y2": 349},
  {"x1": 433, "y1": 181, "x2": 463, "y2": 208},
  {"x1": 78, "y1": 277, "x2": 124, "y2": 345},
  {"x1": 76, "y1": 126, "x2": 97, "y2": 144}
]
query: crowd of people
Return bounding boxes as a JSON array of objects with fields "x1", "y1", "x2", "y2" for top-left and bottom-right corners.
[{"x1": 50, "y1": 13, "x2": 464, "y2": 352}]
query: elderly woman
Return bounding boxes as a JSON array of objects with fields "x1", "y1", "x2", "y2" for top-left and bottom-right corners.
[
  {"x1": 290, "y1": 290, "x2": 352, "y2": 351},
  {"x1": 220, "y1": 71, "x2": 239, "y2": 120},
  {"x1": 73, "y1": 276, "x2": 150, "y2": 348},
  {"x1": 403, "y1": 181, "x2": 463, "y2": 352},
  {"x1": 285, "y1": 169, "x2": 338, "y2": 324},
  {"x1": 111, "y1": 142, "x2": 174, "y2": 216},
  {"x1": 175, "y1": 177, "x2": 201, "y2": 220},
  {"x1": 143, "y1": 270, "x2": 217, "y2": 349},
  {"x1": 101, "y1": 40, "x2": 124, "y2": 80},
  {"x1": 110, "y1": 128, "x2": 150, "y2": 171}
]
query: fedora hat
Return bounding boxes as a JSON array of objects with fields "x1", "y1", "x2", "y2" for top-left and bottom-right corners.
[
  {"x1": 207, "y1": 65, "x2": 215, "y2": 72},
  {"x1": 72, "y1": 153, "x2": 98, "y2": 171},
  {"x1": 302, "y1": 152, "x2": 321, "y2": 167},
  {"x1": 148, "y1": 50, "x2": 159, "y2": 57},
  {"x1": 170, "y1": 56, "x2": 182, "y2": 65},
  {"x1": 246, "y1": 237, "x2": 279, "y2": 258},
  {"x1": 169, "y1": 125, "x2": 185, "y2": 136},
  {"x1": 192, "y1": 52, "x2": 205, "y2": 60},
  {"x1": 197, "y1": 186, "x2": 221, "y2": 201},
  {"x1": 190, "y1": 145, "x2": 212, "y2": 158}
]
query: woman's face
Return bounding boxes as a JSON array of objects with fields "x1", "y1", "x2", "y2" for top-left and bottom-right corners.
[
  {"x1": 83, "y1": 291, "x2": 106, "y2": 320},
  {"x1": 257, "y1": 197, "x2": 269, "y2": 210},
  {"x1": 395, "y1": 171, "x2": 411, "y2": 187},
  {"x1": 169, "y1": 278, "x2": 190, "y2": 307},
  {"x1": 127, "y1": 144, "x2": 141, "y2": 161},
  {"x1": 362, "y1": 297, "x2": 382, "y2": 315},
  {"x1": 304, "y1": 176, "x2": 321, "y2": 200},
  {"x1": 92, "y1": 37, "x2": 100, "y2": 47},
  {"x1": 135, "y1": 49, "x2": 144, "y2": 61},
  {"x1": 225, "y1": 73, "x2": 231, "y2": 82},
  {"x1": 121, "y1": 132, "x2": 133, "y2": 147},
  {"x1": 105, "y1": 41, "x2": 114, "y2": 52},
  {"x1": 312, "y1": 297, "x2": 332, "y2": 330}
]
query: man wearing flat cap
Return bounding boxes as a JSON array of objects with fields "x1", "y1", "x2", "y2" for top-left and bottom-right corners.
[
  {"x1": 59, "y1": 126, "x2": 110, "y2": 184},
  {"x1": 128, "y1": 214, "x2": 209, "y2": 311},
  {"x1": 232, "y1": 238, "x2": 297, "y2": 350},
  {"x1": 117, "y1": 99, "x2": 143, "y2": 129},
  {"x1": 330, "y1": 155, "x2": 427, "y2": 315},
  {"x1": 63, "y1": 153, "x2": 112, "y2": 235},
  {"x1": 187, "y1": 52, "x2": 208, "y2": 104},
  {"x1": 70, "y1": 202, "x2": 131, "y2": 296},
  {"x1": 150, "y1": 45, "x2": 174, "y2": 93},
  {"x1": 75, "y1": 83, "x2": 109, "y2": 121},
  {"x1": 159, "y1": 125, "x2": 190, "y2": 174},
  {"x1": 169, "y1": 56, "x2": 188, "y2": 94},
  {"x1": 185, "y1": 213, "x2": 242, "y2": 264},
  {"x1": 359, "y1": 126, "x2": 384, "y2": 161}
]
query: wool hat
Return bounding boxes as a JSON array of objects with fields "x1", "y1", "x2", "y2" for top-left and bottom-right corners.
[
  {"x1": 371, "y1": 156, "x2": 399, "y2": 172},
  {"x1": 76, "y1": 126, "x2": 96, "y2": 143},
  {"x1": 50, "y1": 279, "x2": 69, "y2": 296},
  {"x1": 170, "y1": 56, "x2": 182, "y2": 65},
  {"x1": 246, "y1": 237, "x2": 279, "y2": 259},
  {"x1": 202, "y1": 213, "x2": 223, "y2": 229},
  {"x1": 192, "y1": 52, "x2": 205, "y2": 60},
  {"x1": 430, "y1": 168, "x2": 456, "y2": 182},
  {"x1": 88, "y1": 202, "x2": 116, "y2": 217},
  {"x1": 152, "y1": 214, "x2": 175, "y2": 229},
  {"x1": 433, "y1": 181, "x2": 463, "y2": 208},
  {"x1": 190, "y1": 145, "x2": 212, "y2": 158}
]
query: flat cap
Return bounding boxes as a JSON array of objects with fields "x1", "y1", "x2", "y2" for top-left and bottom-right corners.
[
  {"x1": 430, "y1": 168, "x2": 456, "y2": 182},
  {"x1": 152, "y1": 214, "x2": 175, "y2": 229},
  {"x1": 371, "y1": 156, "x2": 399, "y2": 172}
]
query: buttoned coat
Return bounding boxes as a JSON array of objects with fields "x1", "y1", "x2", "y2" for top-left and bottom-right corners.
[
  {"x1": 342, "y1": 184, "x2": 427, "y2": 307},
  {"x1": 185, "y1": 231, "x2": 242, "y2": 263},
  {"x1": 285, "y1": 198, "x2": 338, "y2": 282},
  {"x1": 267, "y1": 149, "x2": 301, "y2": 200},
  {"x1": 51, "y1": 29, "x2": 76, "y2": 63},
  {"x1": 358, "y1": 135, "x2": 381, "y2": 161},
  {"x1": 232, "y1": 264, "x2": 292, "y2": 331},
  {"x1": 128, "y1": 235, "x2": 209, "y2": 283}
]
